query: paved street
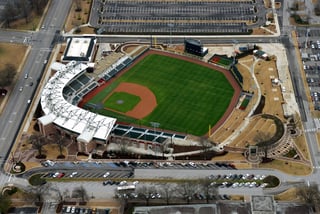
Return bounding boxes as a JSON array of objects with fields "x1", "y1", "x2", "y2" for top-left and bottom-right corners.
[{"x1": 0, "y1": 0, "x2": 72, "y2": 162}]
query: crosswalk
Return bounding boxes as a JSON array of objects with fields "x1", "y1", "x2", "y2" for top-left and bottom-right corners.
[
  {"x1": 0, "y1": 172, "x2": 29, "y2": 190},
  {"x1": 304, "y1": 128, "x2": 318, "y2": 133}
]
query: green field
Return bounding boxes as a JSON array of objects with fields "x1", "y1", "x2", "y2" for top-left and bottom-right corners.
[
  {"x1": 86, "y1": 54, "x2": 235, "y2": 136},
  {"x1": 104, "y1": 92, "x2": 141, "y2": 113}
]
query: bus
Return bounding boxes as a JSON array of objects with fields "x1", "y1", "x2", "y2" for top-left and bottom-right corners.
[{"x1": 117, "y1": 185, "x2": 136, "y2": 191}]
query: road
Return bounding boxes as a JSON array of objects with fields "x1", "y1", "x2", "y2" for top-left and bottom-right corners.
[
  {"x1": 0, "y1": 0, "x2": 72, "y2": 165},
  {"x1": 0, "y1": 0, "x2": 319, "y2": 206}
]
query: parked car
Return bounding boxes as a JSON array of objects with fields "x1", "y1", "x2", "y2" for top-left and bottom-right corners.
[
  {"x1": 52, "y1": 172, "x2": 60, "y2": 178},
  {"x1": 69, "y1": 172, "x2": 78, "y2": 177},
  {"x1": 119, "y1": 181, "x2": 127, "y2": 186},
  {"x1": 132, "y1": 181, "x2": 139, "y2": 185},
  {"x1": 103, "y1": 172, "x2": 110, "y2": 178},
  {"x1": 57, "y1": 172, "x2": 65, "y2": 178}
]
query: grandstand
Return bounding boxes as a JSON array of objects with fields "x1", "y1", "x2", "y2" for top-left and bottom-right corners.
[
  {"x1": 62, "y1": 73, "x2": 99, "y2": 105},
  {"x1": 39, "y1": 61, "x2": 117, "y2": 147},
  {"x1": 98, "y1": 56, "x2": 133, "y2": 81},
  {"x1": 112, "y1": 124, "x2": 186, "y2": 144}
]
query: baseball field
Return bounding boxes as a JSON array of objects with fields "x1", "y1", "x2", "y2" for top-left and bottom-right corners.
[{"x1": 84, "y1": 53, "x2": 235, "y2": 136}]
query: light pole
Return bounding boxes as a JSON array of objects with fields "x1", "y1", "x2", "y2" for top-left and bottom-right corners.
[
  {"x1": 150, "y1": 122, "x2": 160, "y2": 135},
  {"x1": 168, "y1": 23, "x2": 174, "y2": 46}
]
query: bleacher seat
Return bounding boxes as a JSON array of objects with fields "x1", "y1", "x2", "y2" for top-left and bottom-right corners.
[{"x1": 69, "y1": 80, "x2": 82, "y2": 91}]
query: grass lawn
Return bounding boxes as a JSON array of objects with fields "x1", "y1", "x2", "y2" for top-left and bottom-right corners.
[
  {"x1": 87, "y1": 54, "x2": 235, "y2": 136},
  {"x1": 0, "y1": 43, "x2": 28, "y2": 71},
  {"x1": 104, "y1": 92, "x2": 141, "y2": 113}
]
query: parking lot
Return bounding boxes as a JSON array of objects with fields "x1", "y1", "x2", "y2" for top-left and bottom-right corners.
[
  {"x1": 90, "y1": 0, "x2": 263, "y2": 34},
  {"x1": 297, "y1": 28, "x2": 320, "y2": 110},
  {"x1": 38, "y1": 160, "x2": 236, "y2": 180},
  {"x1": 112, "y1": 173, "x2": 268, "y2": 204}
]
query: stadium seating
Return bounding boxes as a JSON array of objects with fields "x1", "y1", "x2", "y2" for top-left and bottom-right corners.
[{"x1": 99, "y1": 56, "x2": 133, "y2": 81}]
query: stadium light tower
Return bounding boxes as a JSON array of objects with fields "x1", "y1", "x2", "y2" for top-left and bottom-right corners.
[
  {"x1": 168, "y1": 23, "x2": 174, "y2": 46},
  {"x1": 150, "y1": 122, "x2": 160, "y2": 135}
]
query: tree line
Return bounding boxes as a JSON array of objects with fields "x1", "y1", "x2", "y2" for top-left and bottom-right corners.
[{"x1": 1, "y1": 0, "x2": 48, "y2": 28}]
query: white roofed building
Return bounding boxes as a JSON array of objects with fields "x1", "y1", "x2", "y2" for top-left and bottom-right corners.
[
  {"x1": 38, "y1": 61, "x2": 116, "y2": 154},
  {"x1": 62, "y1": 37, "x2": 96, "y2": 62}
]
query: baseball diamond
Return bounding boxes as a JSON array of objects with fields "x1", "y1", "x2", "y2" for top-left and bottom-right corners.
[{"x1": 80, "y1": 50, "x2": 242, "y2": 136}]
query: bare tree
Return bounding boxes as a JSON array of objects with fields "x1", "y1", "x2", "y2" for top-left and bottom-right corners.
[
  {"x1": 254, "y1": 131, "x2": 272, "y2": 160},
  {"x1": 25, "y1": 183, "x2": 52, "y2": 203},
  {"x1": 17, "y1": 0, "x2": 31, "y2": 23},
  {"x1": 0, "y1": 192, "x2": 12, "y2": 214},
  {"x1": 136, "y1": 185, "x2": 156, "y2": 206},
  {"x1": 176, "y1": 181, "x2": 198, "y2": 204},
  {"x1": 199, "y1": 136, "x2": 212, "y2": 160},
  {"x1": 30, "y1": 0, "x2": 48, "y2": 15},
  {"x1": 315, "y1": 1, "x2": 320, "y2": 16},
  {"x1": 198, "y1": 178, "x2": 218, "y2": 203},
  {"x1": 291, "y1": 0, "x2": 300, "y2": 11},
  {"x1": 119, "y1": 140, "x2": 128, "y2": 154},
  {"x1": 51, "y1": 185, "x2": 65, "y2": 204},
  {"x1": 0, "y1": 64, "x2": 17, "y2": 89},
  {"x1": 297, "y1": 184, "x2": 320, "y2": 212},
  {"x1": 63, "y1": 189, "x2": 71, "y2": 200},
  {"x1": 50, "y1": 134, "x2": 67, "y2": 158},
  {"x1": 74, "y1": 0, "x2": 82, "y2": 12},
  {"x1": 28, "y1": 133, "x2": 48, "y2": 158},
  {"x1": 72, "y1": 186, "x2": 89, "y2": 203},
  {"x1": 1, "y1": 3, "x2": 19, "y2": 28},
  {"x1": 158, "y1": 182, "x2": 176, "y2": 205}
]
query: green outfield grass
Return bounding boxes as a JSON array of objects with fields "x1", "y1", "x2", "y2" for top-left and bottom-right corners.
[
  {"x1": 104, "y1": 92, "x2": 141, "y2": 113},
  {"x1": 86, "y1": 53, "x2": 235, "y2": 136}
]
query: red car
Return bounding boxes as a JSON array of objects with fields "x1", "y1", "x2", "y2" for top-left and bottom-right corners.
[{"x1": 57, "y1": 172, "x2": 65, "y2": 178}]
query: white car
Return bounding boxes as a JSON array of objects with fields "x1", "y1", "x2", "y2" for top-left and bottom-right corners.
[
  {"x1": 259, "y1": 175, "x2": 266, "y2": 180},
  {"x1": 103, "y1": 172, "x2": 110, "y2": 178},
  {"x1": 52, "y1": 172, "x2": 60, "y2": 178},
  {"x1": 69, "y1": 172, "x2": 78, "y2": 177},
  {"x1": 132, "y1": 181, "x2": 139, "y2": 185},
  {"x1": 19, "y1": 87, "x2": 23, "y2": 92},
  {"x1": 119, "y1": 181, "x2": 127, "y2": 186},
  {"x1": 249, "y1": 182, "x2": 257, "y2": 188},
  {"x1": 42, "y1": 160, "x2": 55, "y2": 167},
  {"x1": 71, "y1": 206, "x2": 75, "y2": 213},
  {"x1": 232, "y1": 182, "x2": 239, "y2": 188},
  {"x1": 24, "y1": 74, "x2": 28, "y2": 79}
]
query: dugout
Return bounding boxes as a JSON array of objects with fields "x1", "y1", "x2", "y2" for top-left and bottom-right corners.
[{"x1": 184, "y1": 39, "x2": 208, "y2": 57}]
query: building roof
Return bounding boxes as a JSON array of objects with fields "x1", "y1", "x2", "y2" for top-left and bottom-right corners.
[
  {"x1": 251, "y1": 195, "x2": 275, "y2": 214},
  {"x1": 62, "y1": 37, "x2": 96, "y2": 62},
  {"x1": 185, "y1": 39, "x2": 202, "y2": 46},
  {"x1": 39, "y1": 61, "x2": 116, "y2": 144}
]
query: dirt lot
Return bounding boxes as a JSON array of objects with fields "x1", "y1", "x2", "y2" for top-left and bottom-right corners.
[
  {"x1": 64, "y1": 0, "x2": 93, "y2": 33},
  {"x1": 0, "y1": 43, "x2": 28, "y2": 113}
]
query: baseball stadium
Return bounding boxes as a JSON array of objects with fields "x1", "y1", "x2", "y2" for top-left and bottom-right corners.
[{"x1": 38, "y1": 41, "x2": 243, "y2": 157}]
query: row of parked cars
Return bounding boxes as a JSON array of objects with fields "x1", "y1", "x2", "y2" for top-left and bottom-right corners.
[
  {"x1": 208, "y1": 173, "x2": 268, "y2": 188},
  {"x1": 112, "y1": 160, "x2": 236, "y2": 169},
  {"x1": 63, "y1": 206, "x2": 109, "y2": 214},
  {"x1": 103, "y1": 180, "x2": 132, "y2": 186},
  {"x1": 116, "y1": 192, "x2": 161, "y2": 200},
  {"x1": 44, "y1": 171, "x2": 78, "y2": 179}
]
